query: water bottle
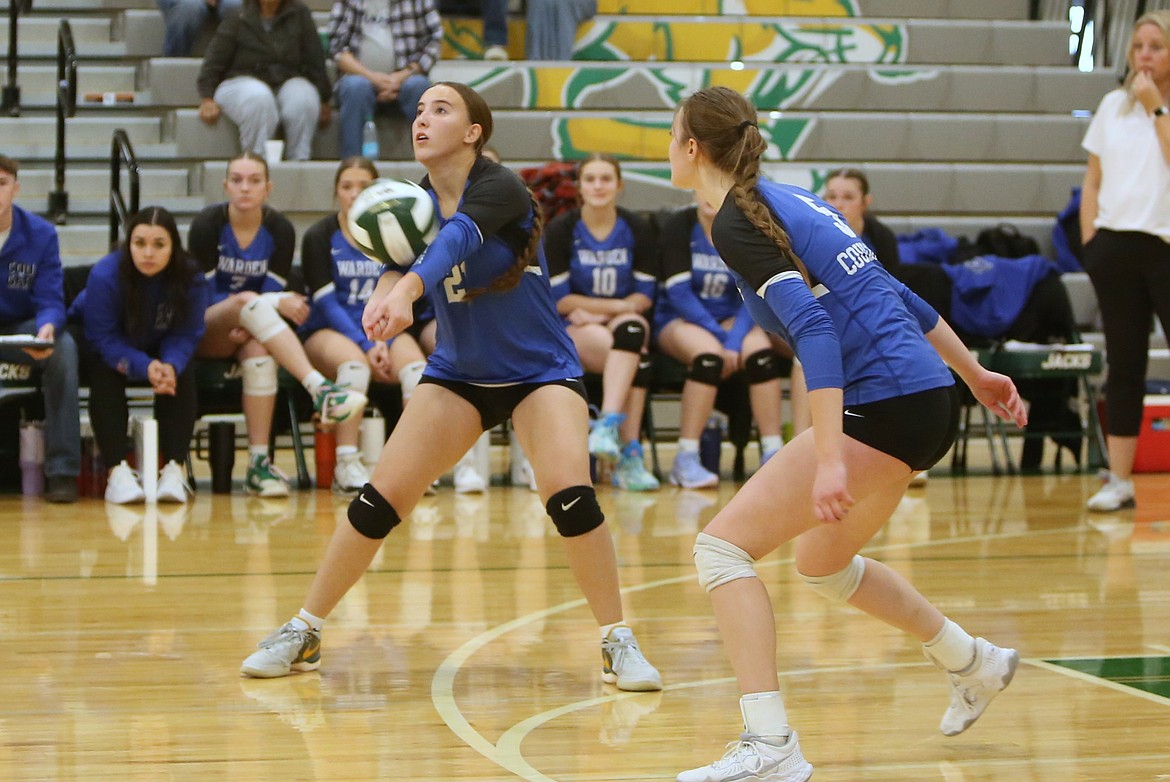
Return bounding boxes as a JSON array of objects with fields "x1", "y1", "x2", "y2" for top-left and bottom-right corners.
[
  {"x1": 314, "y1": 424, "x2": 336, "y2": 490},
  {"x1": 19, "y1": 420, "x2": 45, "y2": 496},
  {"x1": 699, "y1": 415, "x2": 723, "y2": 476},
  {"x1": 359, "y1": 411, "x2": 385, "y2": 466},
  {"x1": 361, "y1": 118, "x2": 379, "y2": 160}
]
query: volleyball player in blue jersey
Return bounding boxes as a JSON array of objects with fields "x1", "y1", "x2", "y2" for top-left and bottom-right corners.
[
  {"x1": 669, "y1": 87, "x2": 1028, "y2": 782},
  {"x1": 656, "y1": 196, "x2": 785, "y2": 488},
  {"x1": 299, "y1": 157, "x2": 429, "y2": 493},
  {"x1": 241, "y1": 82, "x2": 662, "y2": 693},
  {"x1": 188, "y1": 153, "x2": 366, "y2": 497},
  {"x1": 545, "y1": 154, "x2": 660, "y2": 491}
]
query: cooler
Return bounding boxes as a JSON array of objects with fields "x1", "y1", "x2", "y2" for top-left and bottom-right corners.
[{"x1": 1134, "y1": 395, "x2": 1170, "y2": 473}]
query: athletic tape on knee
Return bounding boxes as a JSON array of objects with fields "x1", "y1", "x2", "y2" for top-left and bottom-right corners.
[
  {"x1": 688, "y1": 353, "x2": 724, "y2": 386},
  {"x1": 240, "y1": 356, "x2": 278, "y2": 397},
  {"x1": 397, "y1": 359, "x2": 426, "y2": 401},
  {"x1": 611, "y1": 320, "x2": 646, "y2": 353},
  {"x1": 546, "y1": 485, "x2": 604, "y2": 538},
  {"x1": 633, "y1": 355, "x2": 653, "y2": 388},
  {"x1": 336, "y1": 360, "x2": 370, "y2": 394},
  {"x1": 798, "y1": 555, "x2": 866, "y2": 603},
  {"x1": 239, "y1": 295, "x2": 289, "y2": 342},
  {"x1": 347, "y1": 482, "x2": 401, "y2": 539},
  {"x1": 693, "y1": 531, "x2": 757, "y2": 591},
  {"x1": 744, "y1": 349, "x2": 783, "y2": 384}
]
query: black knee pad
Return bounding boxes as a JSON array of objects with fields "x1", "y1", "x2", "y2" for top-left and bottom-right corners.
[
  {"x1": 744, "y1": 349, "x2": 783, "y2": 384},
  {"x1": 611, "y1": 320, "x2": 646, "y2": 353},
  {"x1": 633, "y1": 355, "x2": 653, "y2": 388},
  {"x1": 688, "y1": 353, "x2": 723, "y2": 386},
  {"x1": 546, "y1": 485, "x2": 604, "y2": 538},
  {"x1": 347, "y1": 483, "x2": 402, "y2": 539}
]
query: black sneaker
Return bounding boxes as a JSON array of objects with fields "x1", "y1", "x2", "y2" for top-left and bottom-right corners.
[{"x1": 45, "y1": 475, "x2": 79, "y2": 503}]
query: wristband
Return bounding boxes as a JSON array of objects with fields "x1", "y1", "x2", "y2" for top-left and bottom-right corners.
[{"x1": 1155, "y1": 106, "x2": 1169, "y2": 117}]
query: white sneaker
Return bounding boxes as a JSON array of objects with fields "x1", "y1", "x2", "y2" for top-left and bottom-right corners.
[
  {"x1": 934, "y1": 637, "x2": 1019, "y2": 736},
  {"x1": 909, "y1": 470, "x2": 929, "y2": 487},
  {"x1": 241, "y1": 620, "x2": 322, "y2": 678},
  {"x1": 678, "y1": 731, "x2": 812, "y2": 782},
  {"x1": 332, "y1": 453, "x2": 369, "y2": 494},
  {"x1": 601, "y1": 626, "x2": 663, "y2": 691},
  {"x1": 454, "y1": 461, "x2": 486, "y2": 494},
  {"x1": 156, "y1": 460, "x2": 191, "y2": 503},
  {"x1": 483, "y1": 44, "x2": 508, "y2": 61},
  {"x1": 1086, "y1": 471, "x2": 1135, "y2": 512},
  {"x1": 105, "y1": 460, "x2": 145, "y2": 504}
]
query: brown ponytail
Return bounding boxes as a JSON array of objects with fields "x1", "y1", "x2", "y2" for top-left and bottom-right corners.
[
  {"x1": 677, "y1": 86, "x2": 812, "y2": 283},
  {"x1": 464, "y1": 189, "x2": 544, "y2": 300}
]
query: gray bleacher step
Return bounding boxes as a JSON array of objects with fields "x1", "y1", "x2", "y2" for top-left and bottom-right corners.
[
  {"x1": 16, "y1": 167, "x2": 190, "y2": 200},
  {"x1": 0, "y1": 16, "x2": 112, "y2": 43},
  {"x1": 54, "y1": 221, "x2": 191, "y2": 264},
  {"x1": 36, "y1": 195, "x2": 206, "y2": 216},
  {"x1": 0, "y1": 116, "x2": 161, "y2": 147},
  {"x1": 14, "y1": 64, "x2": 138, "y2": 104}
]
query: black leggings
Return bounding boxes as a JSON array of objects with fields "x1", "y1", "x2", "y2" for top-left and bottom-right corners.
[
  {"x1": 86, "y1": 354, "x2": 199, "y2": 467},
  {"x1": 1083, "y1": 229, "x2": 1170, "y2": 436}
]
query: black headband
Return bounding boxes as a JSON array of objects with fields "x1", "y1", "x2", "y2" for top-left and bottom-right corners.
[{"x1": 738, "y1": 120, "x2": 758, "y2": 134}]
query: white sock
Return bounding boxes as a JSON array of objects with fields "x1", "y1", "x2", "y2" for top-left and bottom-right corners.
[
  {"x1": 678, "y1": 438, "x2": 700, "y2": 454},
  {"x1": 248, "y1": 445, "x2": 268, "y2": 459},
  {"x1": 740, "y1": 691, "x2": 789, "y2": 739},
  {"x1": 600, "y1": 621, "x2": 629, "y2": 640},
  {"x1": 335, "y1": 445, "x2": 358, "y2": 459},
  {"x1": 293, "y1": 608, "x2": 326, "y2": 631},
  {"x1": 302, "y1": 370, "x2": 326, "y2": 396},
  {"x1": 924, "y1": 618, "x2": 977, "y2": 672},
  {"x1": 760, "y1": 435, "x2": 783, "y2": 453}
]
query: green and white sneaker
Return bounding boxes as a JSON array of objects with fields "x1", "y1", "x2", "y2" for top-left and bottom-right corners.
[
  {"x1": 313, "y1": 380, "x2": 367, "y2": 424},
  {"x1": 613, "y1": 443, "x2": 660, "y2": 491},
  {"x1": 245, "y1": 454, "x2": 289, "y2": 498},
  {"x1": 241, "y1": 620, "x2": 322, "y2": 678}
]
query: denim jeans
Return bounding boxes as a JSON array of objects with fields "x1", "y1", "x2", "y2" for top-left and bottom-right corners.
[
  {"x1": 0, "y1": 318, "x2": 81, "y2": 479},
  {"x1": 483, "y1": 0, "x2": 508, "y2": 46},
  {"x1": 156, "y1": 0, "x2": 242, "y2": 57},
  {"x1": 336, "y1": 72, "x2": 431, "y2": 159}
]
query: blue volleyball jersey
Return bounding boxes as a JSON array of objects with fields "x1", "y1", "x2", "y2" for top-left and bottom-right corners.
[
  {"x1": 544, "y1": 207, "x2": 657, "y2": 312},
  {"x1": 655, "y1": 206, "x2": 746, "y2": 337},
  {"x1": 187, "y1": 203, "x2": 295, "y2": 305},
  {"x1": 411, "y1": 158, "x2": 581, "y2": 385},
  {"x1": 711, "y1": 178, "x2": 953, "y2": 406}
]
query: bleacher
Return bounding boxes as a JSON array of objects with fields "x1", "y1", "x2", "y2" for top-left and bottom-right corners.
[{"x1": 3, "y1": 0, "x2": 1168, "y2": 478}]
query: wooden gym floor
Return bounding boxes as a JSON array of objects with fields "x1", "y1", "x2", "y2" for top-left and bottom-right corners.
[{"x1": 2, "y1": 467, "x2": 1169, "y2": 781}]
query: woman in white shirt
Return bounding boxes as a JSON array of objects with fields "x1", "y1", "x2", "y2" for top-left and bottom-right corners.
[{"x1": 1080, "y1": 10, "x2": 1170, "y2": 512}]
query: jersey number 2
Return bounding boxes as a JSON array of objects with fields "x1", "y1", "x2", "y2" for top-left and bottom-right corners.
[{"x1": 444, "y1": 262, "x2": 468, "y2": 303}]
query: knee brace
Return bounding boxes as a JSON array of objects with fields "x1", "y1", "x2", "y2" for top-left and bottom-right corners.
[
  {"x1": 397, "y1": 359, "x2": 426, "y2": 401},
  {"x1": 633, "y1": 355, "x2": 653, "y2": 389},
  {"x1": 611, "y1": 320, "x2": 646, "y2": 354},
  {"x1": 347, "y1": 482, "x2": 402, "y2": 539},
  {"x1": 239, "y1": 295, "x2": 289, "y2": 342},
  {"x1": 546, "y1": 485, "x2": 604, "y2": 537},
  {"x1": 336, "y1": 360, "x2": 371, "y2": 395},
  {"x1": 688, "y1": 353, "x2": 724, "y2": 386},
  {"x1": 240, "y1": 356, "x2": 278, "y2": 397},
  {"x1": 744, "y1": 349, "x2": 783, "y2": 384},
  {"x1": 799, "y1": 555, "x2": 866, "y2": 604},
  {"x1": 693, "y1": 531, "x2": 757, "y2": 591}
]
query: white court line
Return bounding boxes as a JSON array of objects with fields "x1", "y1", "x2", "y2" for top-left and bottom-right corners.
[{"x1": 430, "y1": 523, "x2": 1128, "y2": 782}]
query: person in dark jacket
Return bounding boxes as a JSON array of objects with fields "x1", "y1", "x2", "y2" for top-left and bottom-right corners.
[
  {"x1": 71, "y1": 207, "x2": 208, "y2": 505},
  {"x1": 196, "y1": 0, "x2": 332, "y2": 161},
  {"x1": 0, "y1": 154, "x2": 80, "y2": 503}
]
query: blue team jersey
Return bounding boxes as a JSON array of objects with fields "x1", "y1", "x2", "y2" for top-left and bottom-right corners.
[
  {"x1": 411, "y1": 158, "x2": 582, "y2": 385},
  {"x1": 656, "y1": 212, "x2": 743, "y2": 330},
  {"x1": 712, "y1": 178, "x2": 953, "y2": 406},
  {"x1": 545, "y1": 207, "x2": 658, "y2": 316},
  {"x1": 187, "y1": 203, "x2": 295, "y2": 305}
]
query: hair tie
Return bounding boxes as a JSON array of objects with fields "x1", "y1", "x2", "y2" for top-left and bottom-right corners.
[{"x1": 738, "y1": 120, "x2": 758, "y2": 134}]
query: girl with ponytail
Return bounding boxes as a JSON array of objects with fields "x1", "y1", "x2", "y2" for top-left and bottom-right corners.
[{"x1": 670, "y1": 86, "x2": 1028, "y2": 782}]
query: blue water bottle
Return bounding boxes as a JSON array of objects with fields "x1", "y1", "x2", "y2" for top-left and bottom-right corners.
[
  {"x1": 699, "y1": 415, "x2": 722, "y2": 475},
  {"x1": 361, "y1": 118, "x2": 379, "y2": 160}
]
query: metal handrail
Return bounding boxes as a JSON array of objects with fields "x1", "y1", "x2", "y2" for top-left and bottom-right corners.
[
  {"x1": 48, "y1": 19, "x2": 76, "y2": 225},
  {"x1": 109, "y1": 129, "x2": 140, "y2": 248},
  {"x1": 2, "y1": 0, "x2": 30, "y2": 116}
]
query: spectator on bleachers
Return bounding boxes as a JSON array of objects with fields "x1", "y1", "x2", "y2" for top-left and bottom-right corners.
[
  {"x1": 545, "y1": 154, "x2": 659, "y2": 491},
  {"x1": 299, "y1": 157, "x2": 428, "y2": 493},
  {"x1": 526, "y1": 0, "x2": 594, "y2": 60},
  {"x1": 327, "y1": 0, "x2": 442, "y2": 159},
  {"x1": 1081, "y1": 9, "x2": 1170, "y2": 512},
  {"x1": 188, "y1": 153, "x2": 366, "y2": 497},
  {"x1": 71, "y1": 207, "x2": 207, "y2": 505},
  {"x1": 157, "y1": 0, "x2": 241, "y2": 57},
  {"x1": 655, "y1": 197, "x2": 785, "y2": 488},
  {"x1": 0, "y1": 154, "x2": 80, "y2": 503},
  {"x1": 196, "y1": 0, "x2": 331, "y2": 161},
  {"x1": 438, "y1": 0, "x2": 508, "y2": 60}
]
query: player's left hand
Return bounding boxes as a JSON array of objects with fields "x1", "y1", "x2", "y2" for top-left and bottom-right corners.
[
  {"x1": 363, "y1": 288, "x2": 412, "y2": 341},
  {"x1": 969, "y1": 369, "x2": 1028, "y2": 428},
  {"x1": 812, "y1": 458, "x2": 853, "y2": 523}
]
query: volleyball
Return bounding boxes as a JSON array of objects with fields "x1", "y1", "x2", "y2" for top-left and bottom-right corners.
[{"x1": 347, "y1": 178, "x2": 438, "y2": 266}]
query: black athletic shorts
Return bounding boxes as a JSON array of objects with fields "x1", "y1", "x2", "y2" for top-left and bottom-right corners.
[
  {"x1": 842, "y1": 385, "x2": 960, "y2": 471},
  {"x1": 418, "y1": 376, "x2": 589, "y2": 431}
]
